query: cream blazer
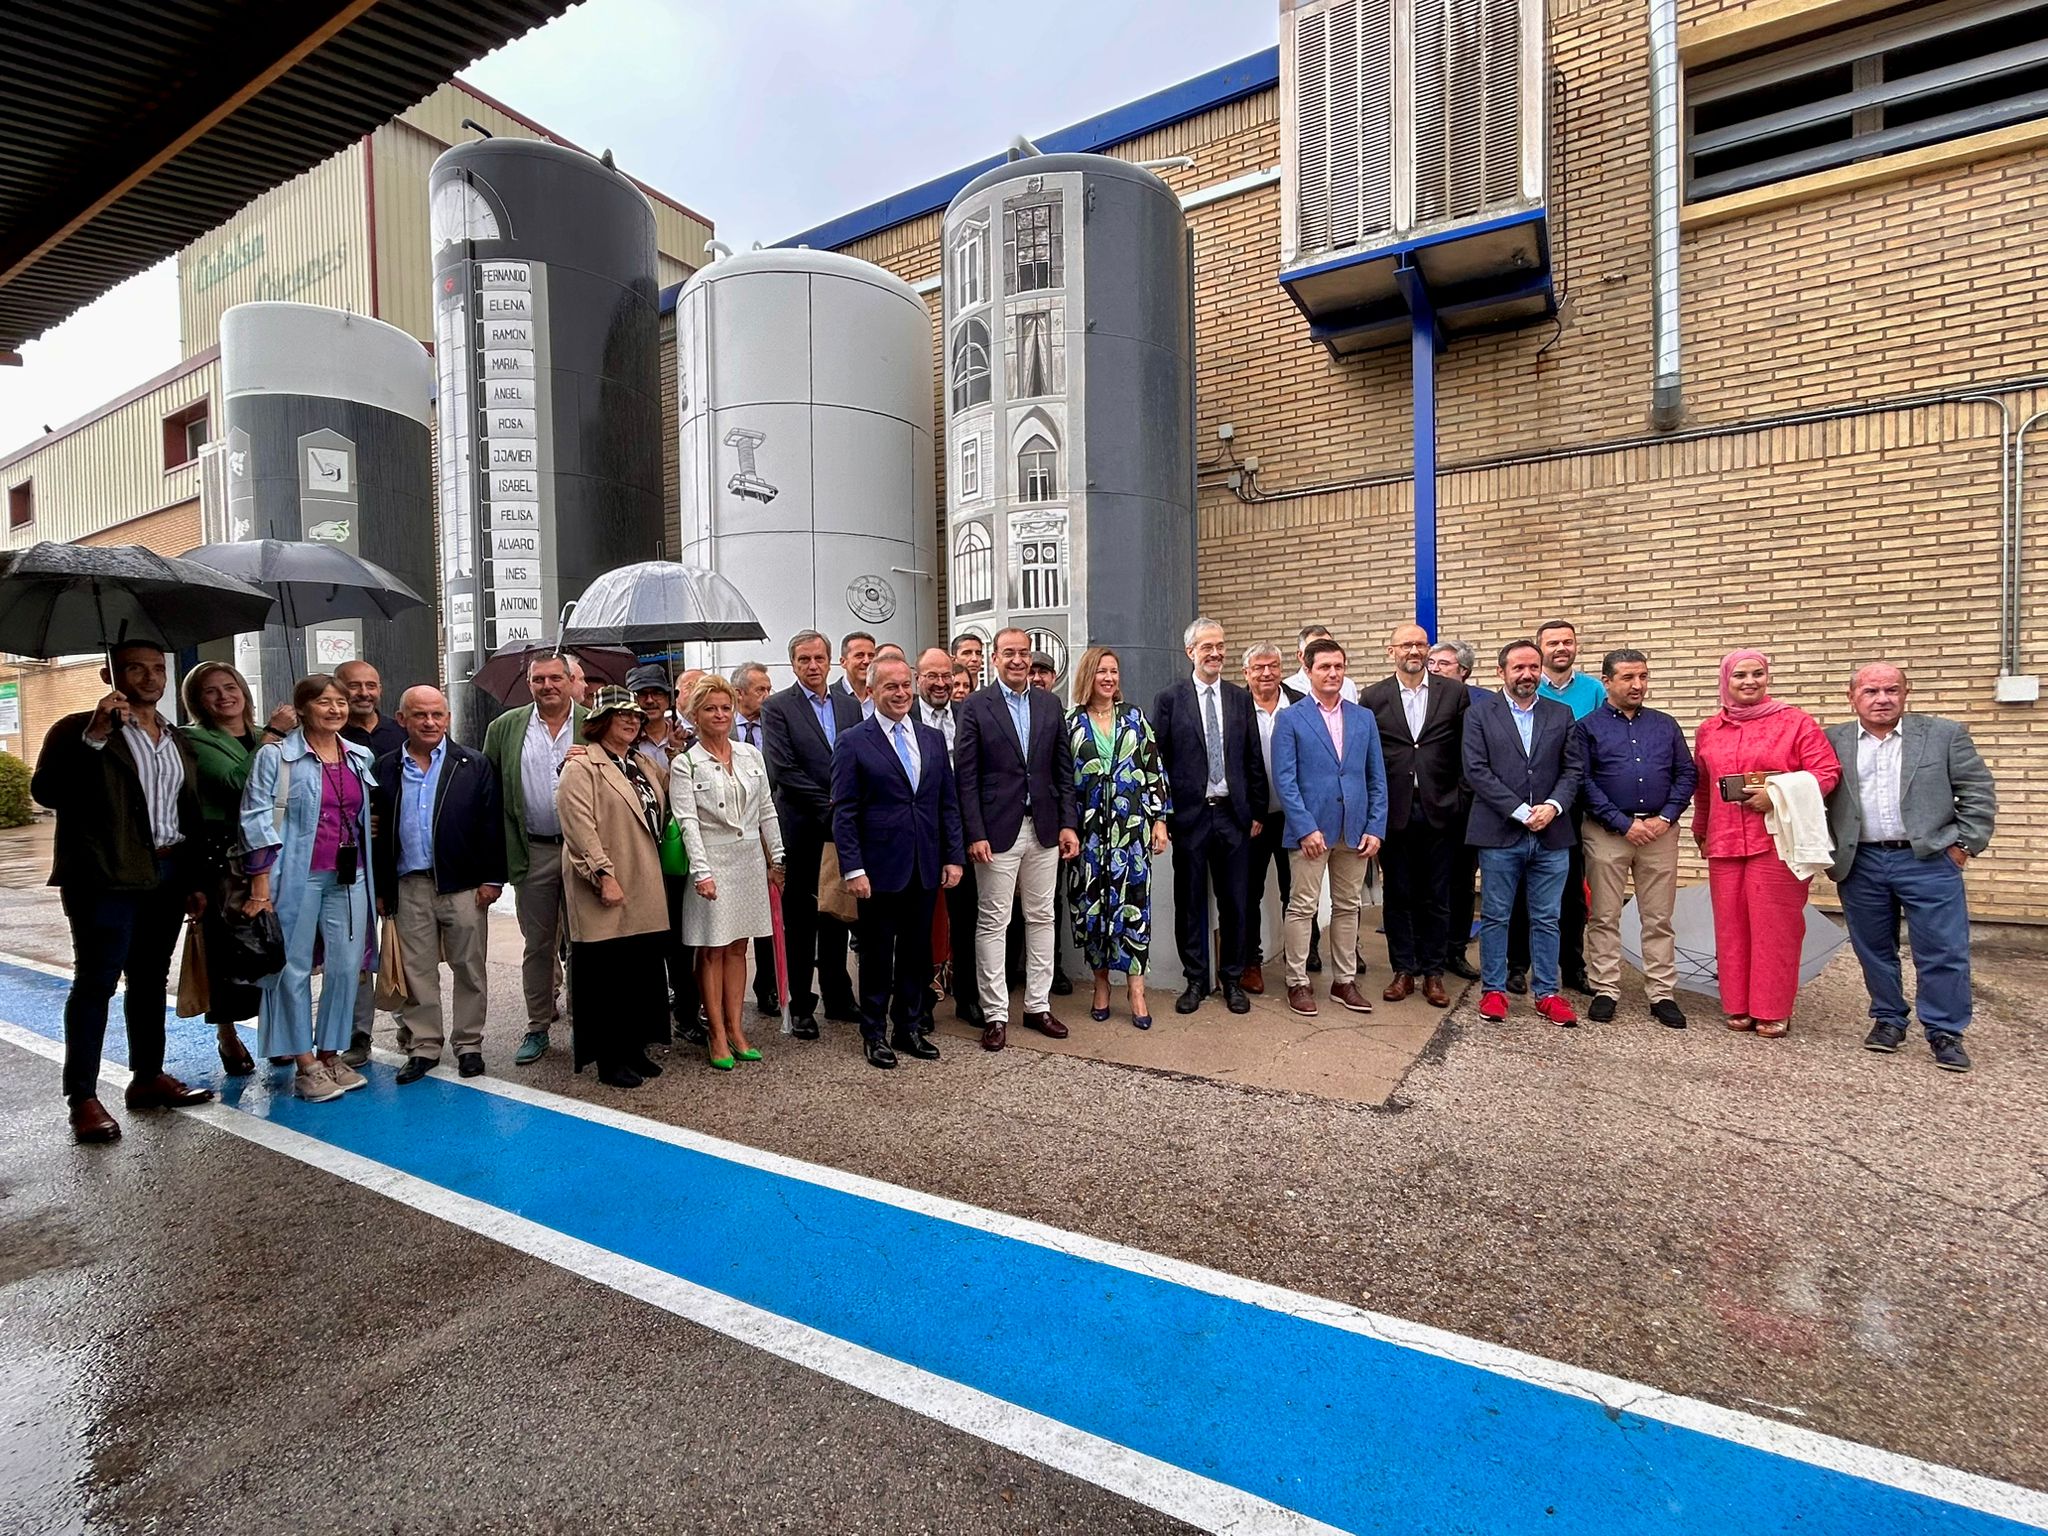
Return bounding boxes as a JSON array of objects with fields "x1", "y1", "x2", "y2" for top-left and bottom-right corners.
[{"x1": 669, "y1": 740, "x2": 785, "y2": 873}]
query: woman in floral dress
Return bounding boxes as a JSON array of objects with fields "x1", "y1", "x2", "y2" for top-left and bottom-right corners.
[{"x1": 1066, "y1": 646, "x2": 1171, "y2": 1029}]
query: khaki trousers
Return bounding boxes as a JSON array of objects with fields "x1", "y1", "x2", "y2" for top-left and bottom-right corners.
[
  {"x1": 975, "y1": 834, "x2": 1059, "y2": 1023},
  {"x1": 1284, "y1": 847, "x2": 1366, "y2": 988},
  {"x1": 515, "y1": 840, "x2": 567, "y2": 1031},
  {"x1": 1583, "y1": 821, "x2": 1680, "y2": 1002},
  {"x1": 394, "y1": 872, "x2": 490, "y2": 1058}
]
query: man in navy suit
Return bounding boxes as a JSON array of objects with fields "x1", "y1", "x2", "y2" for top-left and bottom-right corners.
[
  {"x1": 832, "y1": 657, "x2": 964, "y2": 1070},
  {"x1": 1272, "y1": 637, "x2": 1387, "y2": 1019},
  {"x1": 954, "y1": 626, "x2": 1079, "y2": 1052},
  {"x1": 1463, "y1": 638, "x2": 1585, "y2": 1027},
  {"x1": 761, "y1": 629, "x2": 864, "y2": 1038},
  {"x1": 1154, "y1": 617, "x2": 1268, "y2": 1015}
]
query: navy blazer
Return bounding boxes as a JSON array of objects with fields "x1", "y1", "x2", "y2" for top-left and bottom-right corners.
[
  {"x1": 1271, "y1": 698, "x2": 1388, "y2": 851},
  {"x1": 830, "y1": 715, "x2": 964, "y2": 893},
  {"x1": 954, "y1": 683, "x2": 1077, "y2": 852},
  {"x1": 1152, "y1": 677, "x2": 1269, "y2": 830},
  {"x1": 1359, "y1": 671, "x2": 1470, "y2": 831},
  {"x1": 1461, "y1": 691, "x2": 1584, "y2": 850},
  {"x1": 761, "y1": 682, "x2": 864, "y2": 832},
  {"x1": 371, "y1": 740, "x2": 507, "y2": 897}
]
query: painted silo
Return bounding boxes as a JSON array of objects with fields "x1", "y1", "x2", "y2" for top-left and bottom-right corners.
[
  {"x1": 676, "y1": 247, "x2": 936, "y2": 677},
  {"x1": 940, "y1": 153, "x2": 1196, "y2": 711},
  {"x1": 218, "y1": 301, "x2": 435, "y2": 703},
  {"x1": 429, "y1": 137, "x2": 663, "y2": 736}
]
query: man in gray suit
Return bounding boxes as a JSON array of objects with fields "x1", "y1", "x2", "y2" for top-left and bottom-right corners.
[{"x1": 1824, "y1": 663, "x2": 1996, "y2": 1073}]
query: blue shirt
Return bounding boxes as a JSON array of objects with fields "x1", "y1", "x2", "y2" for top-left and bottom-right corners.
[
  {"x1": 1506, "y1": 692, "x2": 1539, "y2": 755},
  {"x1": 1004, "y1": 685, "x2": 1032, "y2": 757},
  {"x1": 397, "y1": 738, "x2": 447, "y2": 877},
  {"x1": 1574, "y1": 703, "x2": 1697, "y2": 833},
  {"x1": 807, "y1": 689, "x2": 837, "y2": 746},
  {"x1": 1539, "y1": 670, "x2": 1605, "y2": 721}
]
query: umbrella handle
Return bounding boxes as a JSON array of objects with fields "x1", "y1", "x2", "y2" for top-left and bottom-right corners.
[{"x1": 554, "y1": 600, "x2": 579, "y2": 655}]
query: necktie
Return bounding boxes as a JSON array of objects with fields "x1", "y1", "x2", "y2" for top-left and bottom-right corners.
[
  {"x1": 893, "y1": 720, "x2": 918, "y2": 789},
  {"x1": 1203, "y1": 684, "x2": 1225, "y2": 786}
]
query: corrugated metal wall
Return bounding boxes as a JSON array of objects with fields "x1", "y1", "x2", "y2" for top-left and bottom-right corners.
[{"x1": 177, "y1": 145, "x2": 368, "y2": 354}]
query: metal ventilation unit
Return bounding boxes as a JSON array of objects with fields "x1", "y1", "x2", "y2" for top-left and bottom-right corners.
[{"x1": 1280, "y1": 0, "x2": 1551, "y2": 355}]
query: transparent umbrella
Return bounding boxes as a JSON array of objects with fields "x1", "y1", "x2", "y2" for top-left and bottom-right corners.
[
  {"x1": 559, "y1": 561, "x2": 766, "y2": 648},
  {"x1": 1620, "y1": 881, "x2": 1848, "y2": 998}
]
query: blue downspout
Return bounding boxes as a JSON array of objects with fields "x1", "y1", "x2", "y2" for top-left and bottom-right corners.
[{"x1": 1395, "y1": 257, "x2": 1440, "y2": 639}]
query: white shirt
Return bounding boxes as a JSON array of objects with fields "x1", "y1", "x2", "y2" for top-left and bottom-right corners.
[
  {"x1": 1252, "y1": 695, "x2": 1283, "y2": 812},
  {"x1": 1398, "y1": 676, "x2": 1430, "y2": 743},
  {"x1": 521, "y1": 707, "x2": 575, "y2": 837},
  {"x1": 87, "y1": 716, "x2": 186, "y2": 848},
  {"x1": 919, "y1": 699, "x2": 956, "y2": 761},
  {"x1": 1286, "y1": 667, "x2": 1358, "y2": 704},
  {"x1": 1193, "y1": 671, "x2": 1229, "y2": 798},
  {"x1": 1856, "y1": 724, "x2": 1908, "y2": 842}
]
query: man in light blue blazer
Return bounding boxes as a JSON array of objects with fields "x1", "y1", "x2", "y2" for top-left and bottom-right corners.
[{"x1": 1272, "y1": 637, "x2": 1387, "y2": 1019}]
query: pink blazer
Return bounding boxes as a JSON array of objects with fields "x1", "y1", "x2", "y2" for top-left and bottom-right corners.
[{"x1": 1690, "y1": 708, "x2": 1840, "y2": 859}]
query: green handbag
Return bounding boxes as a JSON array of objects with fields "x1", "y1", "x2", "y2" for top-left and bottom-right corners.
[{"x1": 660, "y1": 816, "x2": 690, "y2": 879}]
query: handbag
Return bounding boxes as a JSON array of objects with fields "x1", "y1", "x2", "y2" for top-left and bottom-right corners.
[
  {"x1": 374, "y1": 916, "x2": 417, "y2": 1011},
  {"x1": 220, "y1": 905, "x2": 286, "y2": 986},
  {"x1": 817, "y1": 841, "x2": 859, "y2": 922},
  {"x1": 661, "y1": 816, "x2": 691, "y2": 879},
  {"x1": 175, "y1": 918, "x2": 210, "y2": 1018}
]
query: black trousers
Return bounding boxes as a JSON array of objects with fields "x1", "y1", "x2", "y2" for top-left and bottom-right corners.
[
  {"x1": 1508, "y1": 813, "x2": 1585, "y2": 976},
  {"x1": 569, "y1": 932, "x2": 668, "y2": 1072},
  {"x1": 61, "y1": 872, "x2": 184, "y2": 1104},
  {"x1": 855, "y1": 881, "x2": 938, "y2": 1042},
  {"x1": 662, "y1": 875, "x2": 700, "y2": 1033},
  {"x1": 944, "y1": 862, "x2": 984, "y2": 1025},
  {"x1": 782, "y1": 819, "x2": 856, "y2": 1017},
  {"x1": 752, "y1": 934, "x2": 779, "y2": 1012},
  {"x1": 1380, "y1": 816, "x2": 1453, "y2": 976},
  {"x1": 1172, "y1": 803, "x2": 1250, "y2": 985},
  {"x1": 1446, "y1": 834, "x2": 1480, "y2": 964},
  {"x1": 1244, "y1": 813, "x2": 1290, "y2": 966}
]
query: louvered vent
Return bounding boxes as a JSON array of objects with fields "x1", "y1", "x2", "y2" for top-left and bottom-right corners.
[
  {"x1": 1291, "y1": 0, "x2": 1395, "y2": 255},
  {"x1": 1411, "y1": 0, "x2": 1526, "y2": 225}
]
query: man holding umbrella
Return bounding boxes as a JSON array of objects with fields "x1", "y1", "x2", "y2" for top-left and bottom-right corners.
[{"x1": 32, "y1": 643, "x2": 215, "y2": 1143}]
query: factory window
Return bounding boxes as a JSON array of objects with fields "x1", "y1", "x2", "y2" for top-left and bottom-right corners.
[
  {"x1": 960, "y1": 437, "x2": 981, "y2": 499},
  {"x1": 952, "y1": 218, "x2": 989, "y2": 309},
  {"x1": 1011, "y1": 512, "x2": 1066, "y2": 611},
  {"x1": 952, "y1": 319, "x2": 991, "y2": 411},
  {"x1": 1685, "y1": 0, "x2": 2048, "y2": 202},
  {"x1": 6, "y1": 479, "x2": 31, "y2": 530},
  {"x1": 953, "y1": 522, "x2": 994, "y2": 613},
  {"x1": 1004, "y1": 195, "x2": 1064, "y2": 293},
  {"x1": 162, "y1": 400, "x2": 209, "y2": 471},
  {"x1": 1018, "y1": 435, "x2": 1057, "y2": 502},
  {"x1": 1013, "y1": 309, "x2": 1059, "y2": 398}
]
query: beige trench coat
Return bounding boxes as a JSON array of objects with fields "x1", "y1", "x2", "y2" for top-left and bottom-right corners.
[{"x1": 557, "y1": 751, "x2": 670, "y2": 944}]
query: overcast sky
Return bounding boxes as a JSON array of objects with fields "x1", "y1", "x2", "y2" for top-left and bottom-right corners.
[{"x1": 0, "y1": 0, "x2": 1271, "y2": 460}]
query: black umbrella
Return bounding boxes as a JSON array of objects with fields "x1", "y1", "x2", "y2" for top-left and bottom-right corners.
[
  {"x1": 471, "y1": 638, "x2": 639, "y2": 705},
  {"x1": 0, "y1": 541, "x2": 275, "y2": 658},
  {"x1": 559, "y1": 561, "x2": 767, "y2": 648},
  {"x1": 180, "y1": 539, "x2": 428, "y2": 676}
]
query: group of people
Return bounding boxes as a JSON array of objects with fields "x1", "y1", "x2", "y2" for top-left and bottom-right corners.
[{"x1": 35, "y1": 605, "x2": 1998, "y2": 1142}]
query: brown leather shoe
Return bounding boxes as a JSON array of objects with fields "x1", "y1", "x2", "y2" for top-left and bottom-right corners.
[
  {"x1": 1241, "y1": 963, "x2": 1265, "y2": 996},
  {"x1": 1286, "y1": 984, "x2": 1317, "y2": 1016},
  {"x1": 1022, "y1": 1010, "x2": 1069, "y2": 1040},
  {"x1": 70, "y1": 1098, "x2": 121, "y2": 1143},
  {"x1": 1330, "y1": 980, "x2": 1373, "y2": 1014},
  {"x1": 1382, "y1": 972, "x2": 1415, "y2": 1002},
  {"x1": 124, "y1": 1073, "x2": 216, "y2": 1111},
  {"x1": 1422, "y1": 974, "x2": 1450, "y2": 1008},
  {"x1": 981, "y1": 1021, "x2": 1008, "y2": 1052}
]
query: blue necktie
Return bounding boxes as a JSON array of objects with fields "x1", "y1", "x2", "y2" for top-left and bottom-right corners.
[{"x1": 893, "y1": 720, "x2": 918, "y2": 789}]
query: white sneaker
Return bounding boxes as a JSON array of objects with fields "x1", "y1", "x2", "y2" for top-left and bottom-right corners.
[
  {"x1": 294, "y1": 1061, "x2": 344, "y2": 1103},
  {"x1": 325, "y1": 1058, "x2": 368, "y2": 1093}
]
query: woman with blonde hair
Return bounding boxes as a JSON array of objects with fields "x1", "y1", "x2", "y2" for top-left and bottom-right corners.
[
  {"x1": 671, "y1": 673, "x2": 785, "y2": 1070},
  {"x1": 1065, "y1": 645, "x2": 1170, "y2": 1029}
]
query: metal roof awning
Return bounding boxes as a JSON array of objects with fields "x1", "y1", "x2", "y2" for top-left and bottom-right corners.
[{"x1": 0, "y1": 0, "x2": 577, "y2": 361}]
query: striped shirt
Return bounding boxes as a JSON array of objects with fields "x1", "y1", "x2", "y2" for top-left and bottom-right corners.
[{"x1": 86, "y1": 716, "x2": 185, "y2": 849}]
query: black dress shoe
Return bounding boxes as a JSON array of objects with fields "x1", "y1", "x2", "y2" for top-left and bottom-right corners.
[
  {"x1": 863, "y1": 1038, "x2": 898, "y2": 1070},
  {"x1": 597, "y1": 1066, "x2": 644, "y2": 1088},
  {"x1": 1306, "y1": 950, "x2": 1322, "y2": 974},
  {"x1": 891, "y1": 1030, "x2": 940, "y2": 1060},
  {"x1": 457, "y1": 1053, "x2": 485, "y2": 1078},
  {"x1": 1444, "y1": 952, "x2": 1480, "y2": 982},
  {"x1": 629, "y1": 1053, "x2": 664, "y2": 1078},
  {"x1": 1050, "y1": 970, "x2": 1073, "y2": 996},
  {"x1": 1562, "y1": 969, "x2": 1592, "y2": 996},
  {"x1": 954, "y1": 999, "x2": 987, "y2": 1028},
  {"x1": 755, "y1": 995, "x2": 780, "y2": 1018},
  {"x1": 395, "y1": 1055, "x2": 436, "y2": 1084},
  {"x1": 1221, "y1": 980, "x2": 1251, "y2": 1014},
  {"x1": 790, "y1": 1014, "x2": 820, "y2": 1040},
  {"x1": 1506, "y1": 968, "x2": 1529, "y2": 995},
  {"x1": 677, "y1": 1019, "x2": 709, "y2": 1048},
  {"x1": 1175, "y1": 982, "x2": 1207, "y2": 1014},
  {"x1": 1587, "y1": 995, "x2": 1618, "y2": 1023},
  {"x1": 823, "y1": 999, "x2": 863, "y2": 1025}
]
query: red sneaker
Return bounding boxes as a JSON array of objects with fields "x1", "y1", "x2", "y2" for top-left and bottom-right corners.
[
  {"x1": 1478, "y1": 990, "x2": 1509, "y2": 1021},
  {"x1": 1535, "y1": 994, "x2": 1579, "y2": 1027}
]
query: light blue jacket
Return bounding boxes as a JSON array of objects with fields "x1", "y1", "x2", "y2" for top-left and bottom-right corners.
[
  {"x1": 1273, "y1": 698, "x2": 1388, "y2": 852},
  {"x1": 238, "y1": 730, "x2": 379, "y2": 978}
]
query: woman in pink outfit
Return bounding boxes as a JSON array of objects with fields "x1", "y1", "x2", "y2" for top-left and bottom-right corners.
[{"x1": 1691, "y1": 651, "x2": 1840, "y2": 1037}]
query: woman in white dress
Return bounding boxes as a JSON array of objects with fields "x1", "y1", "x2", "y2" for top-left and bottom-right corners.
[{"x1": 671, "y1": 674, "x2": 786, "y2": 1069}]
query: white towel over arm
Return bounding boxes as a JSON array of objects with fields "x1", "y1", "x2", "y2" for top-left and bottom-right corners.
[{"x1": 1764, "y1": 770, "x2": 1833, "y2": 881}]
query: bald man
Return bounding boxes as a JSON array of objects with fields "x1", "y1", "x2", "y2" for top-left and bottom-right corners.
[{"x1": 370, "y1": 685, "x2": 507, "y2": 1081}]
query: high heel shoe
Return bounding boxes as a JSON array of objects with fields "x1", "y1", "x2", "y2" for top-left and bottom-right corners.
[
  {"x1": 1131, "y1": 1014, "x2": 1153, "y2": 1030},
  {"x1": 217, "y1": 1029, "x2": 255, "y2": 1076},
  {"x1": 707, "y1": 1047, "x2": 735, "y2": 1070},
  {"x1": 1089, "y1": 1007, "x2": 1111, "y2": 1022},
  {"x1": 733, "y1": 1047, "x2": 762, "y2": 1062}
]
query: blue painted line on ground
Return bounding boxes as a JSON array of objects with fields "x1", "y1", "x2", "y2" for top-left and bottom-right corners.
[{"x1": 2, "y1": 956, "x2": 2038, "y2": 1535}]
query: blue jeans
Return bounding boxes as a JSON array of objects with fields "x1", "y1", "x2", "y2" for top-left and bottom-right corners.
[
  {"x1": 1837, "y1": 845, "x2": 1973, "y2": 1036},
  {"x1": 1479, "y1": 837, "x2": 1569, "y2": 996}
]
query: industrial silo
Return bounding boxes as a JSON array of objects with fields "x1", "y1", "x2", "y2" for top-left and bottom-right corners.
[
  {"x1": 676, "y1": 247, "x2": 936, "y2": 677},
  {"x1": 217, "y1": 301, "x2": 436, "y2": 703},
  {"x1": 429, "y1": 136, "x2": 663, "y2": 735},
  {"x1": 940, "y1": 153, "x2": 1195, "y2": 711}
]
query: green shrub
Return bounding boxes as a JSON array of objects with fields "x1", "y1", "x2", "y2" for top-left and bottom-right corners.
[{"x1": 0, "y1": 751, "x2": 31, "y2": 829}]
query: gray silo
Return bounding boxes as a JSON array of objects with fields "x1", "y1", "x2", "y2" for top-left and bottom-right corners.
[
  {"x1": 429, "y1": 136, "x2": 663, "y2": 736},
  {"x1": 218, "y1": 302, "x2": 435, "y2": 703},
  {"x1": 940, "y1": 153, "x2": 1196, "y2": 710}
]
